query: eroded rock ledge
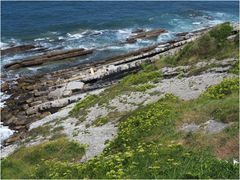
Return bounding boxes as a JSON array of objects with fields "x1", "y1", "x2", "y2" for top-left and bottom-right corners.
[
  {"x1": 0, "y1": 25, "x2": 222, "y2": 146},
  {"x1": 4, "y1": 48, "x2": 94, "y2": 70}
]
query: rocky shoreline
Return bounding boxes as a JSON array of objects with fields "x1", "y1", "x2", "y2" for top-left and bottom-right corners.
[{"x1": 0, "y1": 24, "x2": 237, "y2": 146}]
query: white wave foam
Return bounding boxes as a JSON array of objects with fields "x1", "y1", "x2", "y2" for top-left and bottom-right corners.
[
  {"x1": 116, "y1": 28, "x2": 133, "y2": 40},
  {"x1": 0, "y1": 123, "x2": 14, "y2": 144},
  {"x1": 34, "y1": 37, "x2": 51, "y2": 41},
  {"x1": 192, "y1": 22, "x2": 202, "y2": 25},
  {"x1": 208, "y1": 20, "x2": 224, "y2": 25},
  {"x1": 67, "y1": 33, "x2": 84, "y2": 39},
  {"x1": 58, "y1": 36, "x2": 65, "y2": 40},
  {"x1": 157, "y1": 32, "x2": 175, "y2": 43},
  {"x1": 0, "y1": 92, "x2": 11, "y2": 108},
  {"x1": 0, "y1": 42, "x2": 9, "y2": 49},
  {"x1": 124, "y1": 43, "x2": 141, "y2": 50},
  {"x1": 26, "y1": 66, "x2": 42, "y2": 71}
]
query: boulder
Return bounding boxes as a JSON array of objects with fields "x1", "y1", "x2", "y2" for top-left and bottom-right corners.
[
  {"x1": 4, "y1": 135, "x2": 21, "y2": 145},
  {"x1": 176, "y1": 32, "x2": 188, "y2": 36},
  {"x1": 66, "y1": 81, "x2": 84, "y2": 91},
  {"x1": 48, "y1": 87, "x2": 65, "y2": 99},
  {"x1": 1, "y1": 82, "x2": 9, "y2": 92},
  {"x1": 126, "y1": 38, "x2": 137, "y2": 44},
  {"x1": 63, "y1": 90, "x2": 72, "y2": 97},
  {"x1": 126, "y1": 28, "x2": 166, "y2": 43},
  {"x1": 5, "y1": 115, "x2": 18, "y2": 125},
  {"x1": 26, "y1": 106, "x2": 38, "y2": 115}
]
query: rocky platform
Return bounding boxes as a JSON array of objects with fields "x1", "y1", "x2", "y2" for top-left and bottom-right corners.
[
  {"x1": 126, "y1": 28, "x2": 167, "y2": 43},
  {"x1": 0, "y1": 24, "x2": 230, "y2": 146},
  {"x1": 4, "y1": 48, "x2": 94, "y2": 70}
]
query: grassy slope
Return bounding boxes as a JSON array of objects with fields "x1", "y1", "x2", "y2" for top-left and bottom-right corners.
[
  {"x1": 1, "y1": 138, "x2": 86, "y2": 179},
  {"x1": 1, "y1": 23, "x2": 239, "y2": 179},
  {"x1": 155, "y1": 22, "x2": 239, "y2": 68},
  {"x1": 31, "y1": 79, "x2": 239, "y2": 179}
]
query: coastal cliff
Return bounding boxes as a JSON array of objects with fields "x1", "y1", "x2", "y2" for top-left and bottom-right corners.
[{"x1": 1, "y1": 23, "x2": 239, "y2": 179}]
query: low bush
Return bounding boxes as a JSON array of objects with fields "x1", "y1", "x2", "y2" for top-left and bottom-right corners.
[
  {"x1": 121, "y1": 71, "x2": 162, "y2": 85},
  {"x1": 203, "y1": 78, "x2": 239, "y2": 99},
  {"x1": 157, "y1": 23, "x2": 238, "y2": 66}
]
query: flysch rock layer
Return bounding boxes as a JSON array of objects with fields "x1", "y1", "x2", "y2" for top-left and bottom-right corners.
[{"x1": 1, "y1": 24, "x2": 238, "y2": 149}]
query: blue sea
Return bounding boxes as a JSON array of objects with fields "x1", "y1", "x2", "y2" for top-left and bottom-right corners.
[{"x1": 1, "y1": 1, "x2": 239, "y2": 75}]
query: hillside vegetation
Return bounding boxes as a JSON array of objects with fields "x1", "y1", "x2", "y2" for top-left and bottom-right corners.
[{"x1": 1, "y1": 23, "x2": 239, "y2": 179}]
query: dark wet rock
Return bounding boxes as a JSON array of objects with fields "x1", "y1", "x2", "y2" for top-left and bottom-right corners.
[
  {"x1": 34, "y1": 90, "x2": 48, "y2": 97},
  {"x1": 1, "y1": 45, "x2": 35, "y2": 56},
  {"x1": 126, "y1": 28, "x2": 166, "y2": 43},
  {"x1": 1, "y1": 27, "x2": 210, "y2": 145},
  {"x1": 4, "y1": 48, "x2": 94, "y2": 70},
  {"x1": 132, "y1": 28, "x2": 145, "y2": 34},
  {"x1": 22, "y1": 104, "x2": 29, "y2": 110},
  {"x1": 176, "y1": 32, "x2": 188, "y2": 36},
  {"x1": 4, "y1": 135, "x2": 21, "y2": 145},
  {"x1": 1, "y1": 82, "x2": 9, "y2": 92},
  {"x1": 126, "y1": 38, "x2": 137, "y2": 44},
  {"x1": 30, "y1": 100, "x2": 43, "y2": 107}
]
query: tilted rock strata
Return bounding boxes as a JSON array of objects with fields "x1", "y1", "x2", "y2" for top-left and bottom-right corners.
[
  {"x1": 1, "y1": 26, "x2": 210, "y2": 146},
  {"x1": 4, "y1": 48, "x2": 94, "y2": 70}
]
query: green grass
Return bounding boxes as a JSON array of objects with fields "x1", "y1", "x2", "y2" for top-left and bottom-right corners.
[
  {"x1": 70, "y1": 70, "x2": 162, "y2": 121},
  {"x1": 132, "y1": 84, "x2": 156, "y2": 92},
  {"x1": 26, "y1": 124, "x2": 66, "y2": 142},
  {"x1": 202, "y1": 78, "x2": 239, "y2": 99},
  {"x1": 155, "y1": 22, "x2": 239, "y2": 67},
  {"x1": 229, "y1": 59, "x2": 240, "y2": 75},
  {"x1": 28, "y1": 125, "x2": 52, "y2": 139},
  {"x1": 2, "y1": 79, "x2": 239, "y2": 179},
  {"x1": 1, "y1": 138, "x2": 86, "y2": 179},
  {"x1": 93, "y1": 116, "x2": 109, "y2": 126},
  {"x1": 121, "y1": 71, "x2": 162, "y2": 85},
  {"x1": 69, "y1": 94, "x2": 100, "y2": 120},
  {"x1": 29, "y1": 78, "x2": 239, "y2": 178}
]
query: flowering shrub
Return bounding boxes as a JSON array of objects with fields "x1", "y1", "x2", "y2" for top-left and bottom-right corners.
[{"x1": 203, "y1": 78, "x2": 239, "y2": 99}]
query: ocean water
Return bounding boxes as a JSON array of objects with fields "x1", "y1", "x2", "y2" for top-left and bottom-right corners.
[
  {"x1": 1, "y1": 1, "x2": 239, "y2": 75},
  {"x1": 0, "y1": 1, "x2": 239, "y2": 141}
]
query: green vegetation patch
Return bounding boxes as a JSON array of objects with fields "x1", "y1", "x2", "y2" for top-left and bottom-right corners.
[
  {"x1": 31, "y1": 89, "x2": 239, "y2": 179},
  {"x1": 202, "y1": 78, "x2": 239, "y2": 99},
  {"x1": 70, "y1": 70, "x2": 162, "y2": 121},
  {"x1": 1, "y1": 138, "x2": 86, "y2": 179},
  {"x1": 14, "y1": 23, "x2": 238, "y2": 179},
  {"x1": 229, "y1": 59, "x2": 240, "y2": 75},
  {"x1": 132, "y1": 84, "x2": 156, "y2": 92},
  {"x1": 69, "y1": 94, "x2": 99, "y2": 120},
  {"x1": 3, "y1": 77, "x2": 239, "y2": 179},
  {"x1": 93, "y1": 116, "x2": 109, "y2": 127},
  {"x1": 28, "y1": 125, "x2": 52, "y2": 139},
  {"x1": 26, "y1": 124, "x2": 65, "y2": 142},
  {"x1": 121, "y1": 71, "x2": 162, "y2": 85},
  {"x1": 155, "y1": 23, "x2": 239, "y2": 67}
]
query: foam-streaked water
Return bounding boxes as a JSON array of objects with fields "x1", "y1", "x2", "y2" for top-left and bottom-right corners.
[{"x1": 1, "y1": 1, "x2": 238, "y2": 75}]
